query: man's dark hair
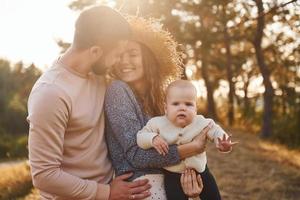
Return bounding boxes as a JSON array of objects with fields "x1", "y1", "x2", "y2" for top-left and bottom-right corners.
[{"x1": 73, "y1": 6, "x2": 131, "y2": 50}]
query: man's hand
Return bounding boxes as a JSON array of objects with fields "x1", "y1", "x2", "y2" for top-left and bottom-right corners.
[
  {"x1": 108, "y1": 173, "x2": 151, "y2": 200},
  {"x1": 180, "y1": 168, "x2": 203, "y2": 198},
  {"x1": 216, "y1": 134, "x2": 238, "y2": 153},
  {"x1": 152, "y1": 135, "x2": 169, "y2": 156}
]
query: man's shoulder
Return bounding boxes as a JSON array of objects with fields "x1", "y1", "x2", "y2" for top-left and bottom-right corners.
[
  {"x1": 29, "y1": 65, "x2": 73, "y2": 102},
  {"x1": 29, "y1": 78, "x2": 70, "y2": 104},
  {"x1": 34, "y1": 64, "x2": 67, "y2": 85}
]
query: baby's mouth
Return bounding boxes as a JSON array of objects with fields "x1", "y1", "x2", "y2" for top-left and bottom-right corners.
[{"x1": 177, "y1": 114, "x2": 186, "y2": 119}]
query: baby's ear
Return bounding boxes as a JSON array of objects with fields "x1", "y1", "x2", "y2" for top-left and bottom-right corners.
[{"x1": 164, "y1": 102, "x2": 167, "y2": 114}]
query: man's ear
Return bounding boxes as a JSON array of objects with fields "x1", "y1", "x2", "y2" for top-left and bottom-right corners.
[{"x1": 90, "y1": 46, "x2": 103, "y2": 61}]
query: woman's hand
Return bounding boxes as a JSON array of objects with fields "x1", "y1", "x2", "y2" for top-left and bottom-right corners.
[
  {"x1": 178, "y1": 123, "x2": 212, "y2": 159},
  {"x1": 192, "y1": 122, "x2": 213, "y2": 154},
  {"x1": 180, "y1": 168, "x2": 203, "y2": 198}
]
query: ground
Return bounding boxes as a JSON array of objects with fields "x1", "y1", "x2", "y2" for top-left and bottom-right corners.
[
  {"x1": 207, "y1": 129, "x2": 300, "y2": 200},
  {"x1": 1, "y1": 129, "x2": 300, "y2": 200}
]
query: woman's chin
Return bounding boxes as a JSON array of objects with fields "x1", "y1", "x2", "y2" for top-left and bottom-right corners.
[{"x1": 119, "y1": 77, "x2": 133, "y2": 83}]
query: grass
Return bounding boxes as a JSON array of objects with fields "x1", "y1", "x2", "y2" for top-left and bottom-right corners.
[
  {"x1": 207, "y1": 128, "x2": 300, "y2": 200},
  {"x1": 258, "y1": 140, "x2": 300, "y2": 168},
  {"x1": 0, "y1": 162, "x2": 32, "y2": 200}
]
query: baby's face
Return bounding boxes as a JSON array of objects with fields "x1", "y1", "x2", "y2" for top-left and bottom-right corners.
[{"x1": 165, "y1": 87, "x2": 197, "y2": 128}]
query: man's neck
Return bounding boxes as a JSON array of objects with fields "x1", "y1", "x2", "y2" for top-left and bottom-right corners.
[{"x1": 58, "y1": 47, "x2": 92, "y2": 76}]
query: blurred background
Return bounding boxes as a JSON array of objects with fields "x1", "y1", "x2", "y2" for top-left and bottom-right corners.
[{"x1": 0, "y1": 0, "x2": 299, "y2": 199}]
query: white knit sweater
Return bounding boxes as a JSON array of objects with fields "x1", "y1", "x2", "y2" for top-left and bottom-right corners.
[{"x1": 137, "y1": 115, "x2": 227, "y2": 173}]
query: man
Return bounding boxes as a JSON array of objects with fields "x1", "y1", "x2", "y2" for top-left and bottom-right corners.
[{"x1": 27, "y1": 6, "x2": 151, "y2": 200}]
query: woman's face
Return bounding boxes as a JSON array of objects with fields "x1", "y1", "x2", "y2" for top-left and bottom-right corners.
[{"x1": 114, "y1": 41, "x2": 145, "y2": 86}]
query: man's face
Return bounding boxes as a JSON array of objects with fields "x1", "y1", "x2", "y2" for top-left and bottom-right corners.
[{"x1": 92, "y1": 40, "x2": 128, "y2": 75}]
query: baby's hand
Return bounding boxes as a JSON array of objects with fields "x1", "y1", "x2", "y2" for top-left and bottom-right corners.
[
  {"x1": 152, "y1": 135, "x2": 169, "y2": 156},
  {"x1": 216, "y1": 134, "x2": 238, "y2": 153}
]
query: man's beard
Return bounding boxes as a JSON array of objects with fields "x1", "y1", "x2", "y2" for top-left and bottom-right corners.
[{"x1": 92, "y1": 58, "x2": 108, "y2": 75}]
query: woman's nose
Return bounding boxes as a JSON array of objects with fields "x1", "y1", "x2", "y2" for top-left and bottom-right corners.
[
  {"x1": 120, "y1": 54, "x2": 129, "y2": 64},
  {"x1": 115, "y1": 56, "x2": 121, "y2": 65}
]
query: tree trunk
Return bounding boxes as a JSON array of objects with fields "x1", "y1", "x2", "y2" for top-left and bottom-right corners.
[
  {"x1": 201, "y1": 60, "x2": 218, "y2": 120},
  {"x1": 281, "y1": 87, "x2": 287, "y2": 115},
  {"x1": 223, "y1": 23, "x2": 235, "y2": 126},
  {"x1": 253, "y1": 0, "x2": 274, "y2": 138},
  {"x1": 244, "y1": 79, "x2": 250, "y2": 117}
]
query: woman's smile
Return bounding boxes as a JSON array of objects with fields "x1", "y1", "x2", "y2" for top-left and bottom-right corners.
[
  {"x1": 115, "y1": 41, "x2": 145, "y2": 90},
  {"x1": 120, "y1": 67, "x2": 136, "y2": 73}
]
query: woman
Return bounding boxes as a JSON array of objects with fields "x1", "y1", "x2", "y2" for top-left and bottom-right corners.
[{"x1": 105, "y1": 17, "x2": 206, "y2": 199}]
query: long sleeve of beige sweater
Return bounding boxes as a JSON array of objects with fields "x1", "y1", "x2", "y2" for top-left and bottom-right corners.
[{"x1": 27, "y1": 65, "x2": 113, "y2": 200}]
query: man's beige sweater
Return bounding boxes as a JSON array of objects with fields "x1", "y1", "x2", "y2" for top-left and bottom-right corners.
[{"x1": 27, "y1": 64, "x2": 113, "y2": 200}]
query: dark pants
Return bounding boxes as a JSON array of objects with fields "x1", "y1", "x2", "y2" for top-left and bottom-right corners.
[{"x1": 163, "y1": 166, "x2": 221, "y2": 200}]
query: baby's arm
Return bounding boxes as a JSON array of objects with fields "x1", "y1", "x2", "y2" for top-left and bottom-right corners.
[
  {"x1": 137, "y1": 119, "x2": 169, "y2": 155},
  {"x1": 136, "y1": 119, "x2": 159, "y2": 149}
]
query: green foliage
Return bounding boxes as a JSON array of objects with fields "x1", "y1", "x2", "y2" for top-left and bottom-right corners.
[
  {"x1": 272, "y1": 115, "x2": 300, "y2": 148},
  {"x1": 10, "y1": 135, "x2": 29, "y2": 158},
  {"x1": 272, "y1": 94, "x2": 300, "y2": 148},
  {"x1": 0, "y1": 129, "x2": 11, "y2": 158},
  {"x1": 0, "y1": 60, "x2": 41, "y2": 135},
  {"x1": 0, "y1": 133, "x2": 28, "y2": 159},
  {"x1": 0, "y1": 59, "x2": 40, "y2": 159}
]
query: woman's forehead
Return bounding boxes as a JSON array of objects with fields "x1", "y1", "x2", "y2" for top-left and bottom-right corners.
[{"x1": 126, "y1": 40, "x2": 142, "y2": 50}]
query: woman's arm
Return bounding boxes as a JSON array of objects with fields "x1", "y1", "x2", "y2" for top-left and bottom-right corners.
[
  {"x1": 178, "y1": 126, "x2": 209, "y2": 159},
  {"x1": 105, "y1": 81, "x2": 180, "y2": 169}
]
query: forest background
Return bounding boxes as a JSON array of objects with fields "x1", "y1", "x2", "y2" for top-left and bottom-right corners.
[
  {"x1": 1, "y1": 0, "x2": 299, "y2": 158},
  {"x1": 1, "y1": 0, "x2": 300, "y2": 199}
]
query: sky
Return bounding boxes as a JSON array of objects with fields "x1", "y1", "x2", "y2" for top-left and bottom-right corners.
[{"x1": 0, "y1": 0, "x2": 78, "y2": 70}]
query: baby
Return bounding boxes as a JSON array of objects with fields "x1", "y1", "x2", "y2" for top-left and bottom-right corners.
[{"x1": 137, "y1": 80, "x2": 236, "y2": 200}]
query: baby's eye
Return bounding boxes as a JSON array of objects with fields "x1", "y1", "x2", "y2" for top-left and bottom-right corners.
[
  {"x1": 172, "y1": 102, "x2": 179, "y2": 106},
  {"x1": 185, "y1": 102, "x2": 194, "y2": 106}
]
